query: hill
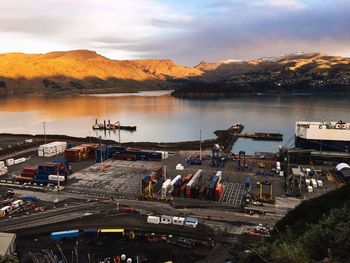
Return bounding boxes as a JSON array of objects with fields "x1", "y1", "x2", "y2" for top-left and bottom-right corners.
[
  {"x1": 1, "y1": 50, "x2": 350, "y2": 96},
  {"x1": 174, "y1": 53, "x2": 350, "y2": 97},
  {"x1": 0, "y1": 50, "x2": 201, "y2": 95},
  {"x1": 240, "y1": 184, "x2": 350, "y2": 263}
]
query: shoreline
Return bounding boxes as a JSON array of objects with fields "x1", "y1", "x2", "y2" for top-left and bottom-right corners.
[{"x1": 0, "y1": 125, "x2": 243, "y2": 157}]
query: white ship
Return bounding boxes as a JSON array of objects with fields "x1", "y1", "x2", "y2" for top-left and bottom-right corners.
[{"x1": 295, "y1": 121, "x2": 350, "y2": 152}]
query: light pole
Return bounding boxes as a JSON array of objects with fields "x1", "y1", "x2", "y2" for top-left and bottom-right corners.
[
  {"x1": 199, "y1": 129, "x2": 202, "y2": 161},
  {"x1": 43, "y1": 122, "x2": 47, "y2": 144}
]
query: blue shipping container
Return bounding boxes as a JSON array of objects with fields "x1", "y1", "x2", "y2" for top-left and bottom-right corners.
[{"x1": 50, "y1": 230, "x2": 80, "y2": 241}]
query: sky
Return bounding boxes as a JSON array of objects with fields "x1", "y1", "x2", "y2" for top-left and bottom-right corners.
[{"x1": 0, "y1": 0, "x2": 349, "y2": 65}]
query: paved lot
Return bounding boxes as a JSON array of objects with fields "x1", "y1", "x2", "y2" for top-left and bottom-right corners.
[{"x1": 66, "y1": 160, "x2": 163, "y2": 197}]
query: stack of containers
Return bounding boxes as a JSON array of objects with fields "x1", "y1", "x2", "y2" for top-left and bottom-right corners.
[
  {"x1": 198, "y1": 183, "x2": 207, "y2": 199},
  {"x1": 38, "y1": 142, "x2": 67, "y2": 157},
  {"x1": 215, "y1": 183, "x2": 224, "y2": 201},
  {"x1": 185, "y1": 170, "x2": 202, "y2": 198},
  {"x1": 17, "y1": 167, "x2": 37, "y2": 184},
  {"x1": 161, "y1": 179, "x2": 172, "y2": 198},
  {"x1": 191, "y1": 180, "x2": 202, "y2": 199},
  {"x1": 208, "y1": 171, "x2": 222, "y2": 200},
  {"x1": 65, "y1": 145, "x2": 88, "y2": 162},
  {"x1": 168, "y1": 175, "x2": 182, "y2": 195},
  {"x1": 0, "y1": 161, "x2": 8, "y2": 176}
]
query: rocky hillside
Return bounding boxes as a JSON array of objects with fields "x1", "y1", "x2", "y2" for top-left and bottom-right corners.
[
  {"x1": 0, "y1": 50, "x2": 201, "y2": 95},
  {"x1": 1, "y1": 50, "x2": 350, "y2": 96}
]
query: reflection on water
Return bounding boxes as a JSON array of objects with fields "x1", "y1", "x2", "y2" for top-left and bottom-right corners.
[{"x1": 0, "y1": 93, "x2": 349, "y2": 154}]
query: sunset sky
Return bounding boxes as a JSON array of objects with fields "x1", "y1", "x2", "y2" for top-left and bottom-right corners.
[{"x1": 0, "y1": 0, "x2": 349, "y2": 65}]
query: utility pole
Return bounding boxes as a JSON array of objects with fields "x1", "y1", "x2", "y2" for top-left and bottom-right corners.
[
  {"x1": 99, "y1": 136, "x2": 102, "y2": 163},
  {"x1": 118, "y1": 122, "x2": 121, "y2": 146},
  {"x1": 199, "y1": 129, "x2": 202, "y2": 161},
  {"x1": 43, "y1": 122, "x2": 47, "y2": 144}
]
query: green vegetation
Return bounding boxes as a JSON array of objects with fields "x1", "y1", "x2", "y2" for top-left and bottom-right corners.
[
  {"x1": 240, "y1": 184, "x2": 350, "y2": 263},
  {"x1": 0, "y1": 256, "x2": 19, "y2": 263}
]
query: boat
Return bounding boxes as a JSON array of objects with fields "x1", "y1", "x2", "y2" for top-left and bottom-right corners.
[
  {"x1": 295, "y1": 120, "x2": 350, "y2": 152},
  {"x1": 92, "y1": 119, "x2": 136, "y2": 131}
]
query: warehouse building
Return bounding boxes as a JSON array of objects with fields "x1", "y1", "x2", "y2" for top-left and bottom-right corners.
[{"x1": 0, "y1": 232, "x2": 16, "y2": 256}]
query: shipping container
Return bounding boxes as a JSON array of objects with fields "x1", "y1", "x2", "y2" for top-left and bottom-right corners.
[
  {"x1": 11, "y1": 200, "x2": 24, "y2": 209},
  {"x1": 16, "y1": 177, "x2": 33, "y2": 184},
  {"x1": 168, "y1": 175, "x2": 181, "y2": 194},
  {"x1": 160, "y1": 215, "x2": 173, "y2": 224},
  {"x1": 14, "y1": 157, "x2": 26, "y2": 164},
  {"x1": 147, "y1": 215, "x2": 160, "y2": 224},
  {"x1": 183, "y1": 173, "x2": 193, "y2": 184},
  {"x1": 172, "y1": 216, "x2": 185, "y2": 226},
  {"x1": 5, "y1": 158, "x2": 15, "y2": 166},
  {"x1": 161, "y1": 179, "x2": 172, "y2": 198},
  {"x1": 185, "y1": 217, "x2": 198, "y2": 228},
  {"x1": 50, "y1": 230, "x2": 80, "y2": 241},
  {"x1": 186, "y1": 170, "x2": 202, "y2": 198},
  {"x1": 38, "y1": 142, "x2": 67, "y2": 157},
  {"x1": 179, "y1": 184, "x2": 187, "y2": 198},
  {"x1": 198, "y1": 184, "x2": 206, "y2": 199},
  {"x1": 215, "y1": 183, "x2": 224, "y2": 201}
]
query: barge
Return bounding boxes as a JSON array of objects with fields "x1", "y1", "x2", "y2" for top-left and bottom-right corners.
[
  {"x1": 295, "y1": 120, "x2": 350, "y2": 152},
  {"x1": 92, "y1": 119, "x2": 136, "y2": 131}
]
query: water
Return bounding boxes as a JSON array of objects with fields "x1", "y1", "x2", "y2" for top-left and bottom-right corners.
[{"x1": 0, "y1": 91, "x2": 349, "y2": 154}]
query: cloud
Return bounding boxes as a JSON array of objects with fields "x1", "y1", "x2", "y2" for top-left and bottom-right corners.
[{"x1": 0, "y1": 0, "x2": 349, "y2": 65}]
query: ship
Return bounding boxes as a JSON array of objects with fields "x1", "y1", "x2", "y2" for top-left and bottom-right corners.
[{"x1": 295, "y1": 120, "x2": 350, "y2": 152}]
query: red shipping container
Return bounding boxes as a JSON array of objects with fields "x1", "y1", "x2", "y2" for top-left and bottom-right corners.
[
  {"x1": 22, "y1": 167, "x2": 38, "y2": 175},
  {"x1": 183, "y1": 173, "x2": 193, "y2": 184},
  {"x1": 215, "y1": 183, "x2": 224, "y2": 201}
]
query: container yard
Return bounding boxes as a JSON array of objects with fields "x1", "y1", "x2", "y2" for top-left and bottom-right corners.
[{"x1": 0, "y1": 126, "x2": 347, "y2": 263}]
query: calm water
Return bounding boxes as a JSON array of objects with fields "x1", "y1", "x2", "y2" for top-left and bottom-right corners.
[{"x1": 0, "y1": 91, "x2": 349, "y2": 154}]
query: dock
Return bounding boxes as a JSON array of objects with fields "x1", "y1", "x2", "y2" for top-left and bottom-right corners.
[{"x1": 237, "y1": 133, "x2": 283, "y2": 141}]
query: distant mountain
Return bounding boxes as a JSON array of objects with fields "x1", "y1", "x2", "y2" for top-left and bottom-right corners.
[
  {"x1": 174, "y1": 52, "x2": 350, "y2": 97},
  {"x1": 0, "y1": 50, "x2": 201, "y2": 95},
  {"x1": 1, "y1": 50, "x2": 350, "y2": 96}
]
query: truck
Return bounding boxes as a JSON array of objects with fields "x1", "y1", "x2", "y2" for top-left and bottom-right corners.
[
  {"x1": 147, "y1": 215, "x2": 160, "y2": 224},
  {"x1": 172, "y1": 216, "x2": 185, "y2": 226}
]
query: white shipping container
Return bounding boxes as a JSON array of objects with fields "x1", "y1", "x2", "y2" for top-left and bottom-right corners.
[
  {"x1": 160, "y1": 215, "x2": 173, "y2": 224},
  {"x1": 168, "y1": 175, "x2": 181, "y2": 194},
  {"x1": 156, "y1": 151, "x2": 169, "y2": 159},
  {"x1": 6, "y1": 158, "x2": 15, "y2": 166},
  {"x1": 48, "y1": 175, "x2": 66, "y2": 182},
  {"x1": 38, "y1": 141, "x2": 67, "y2": 157},
  {"x1": 317, "y1": 180, "x2": 323, "y2": 187},
  {"x1": 305, "y1": 179, "x2": 311, "y2": 186},
  {"x1": 279, "y1": 171, "x2": 284, "y2": 177},
  {"x1": 0, "y1": 205, "x2": 12, "y2": 213},
  {"x1": 14, "y1": 157, "x2": 26, "y2": 164},
  {"x1": 161, "y1": 179, "x2": 172, "y2": 197},
  {"x1": 172, "y1": 216, "x2": 185, "y2": 226},
  {"x1": 11, "y1": 200, "x2": 24, "y2": 209},
  {"x1": 311, "y1": 179, "x2": 317, "y2": 188},
  {"x1": 307, "y1": 186, "x2": 313, "y2": 193},
  {"x1": 0, "y1": 161, "x2": 5, "y2": 167},
  {"x1": 147, "y1": 215, "x2": 160, "y2": 224},
  {"x1": 0, "y1": 167, "x2": 8, "y2": 176}
]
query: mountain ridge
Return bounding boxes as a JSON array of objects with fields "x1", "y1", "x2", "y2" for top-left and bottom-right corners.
[{"x1": 0, "y1": 50, "x2": 350, "y2": 96}]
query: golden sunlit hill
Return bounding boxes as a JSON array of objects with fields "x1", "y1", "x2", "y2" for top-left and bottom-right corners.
[
  {"x1": 0, "y1": 50, "x2": 202, "y2": 95},
  {"x1": 1, "y1": 50, "x2": 350, "y2": 96}
]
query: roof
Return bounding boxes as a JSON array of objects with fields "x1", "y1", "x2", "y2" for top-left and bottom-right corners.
[
  {"x1": 0, "y1": 232, "x2": 16, "y2": 256},
  {"x1": 336, "y1": 163, "x2": 350, "y2": 171}
]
